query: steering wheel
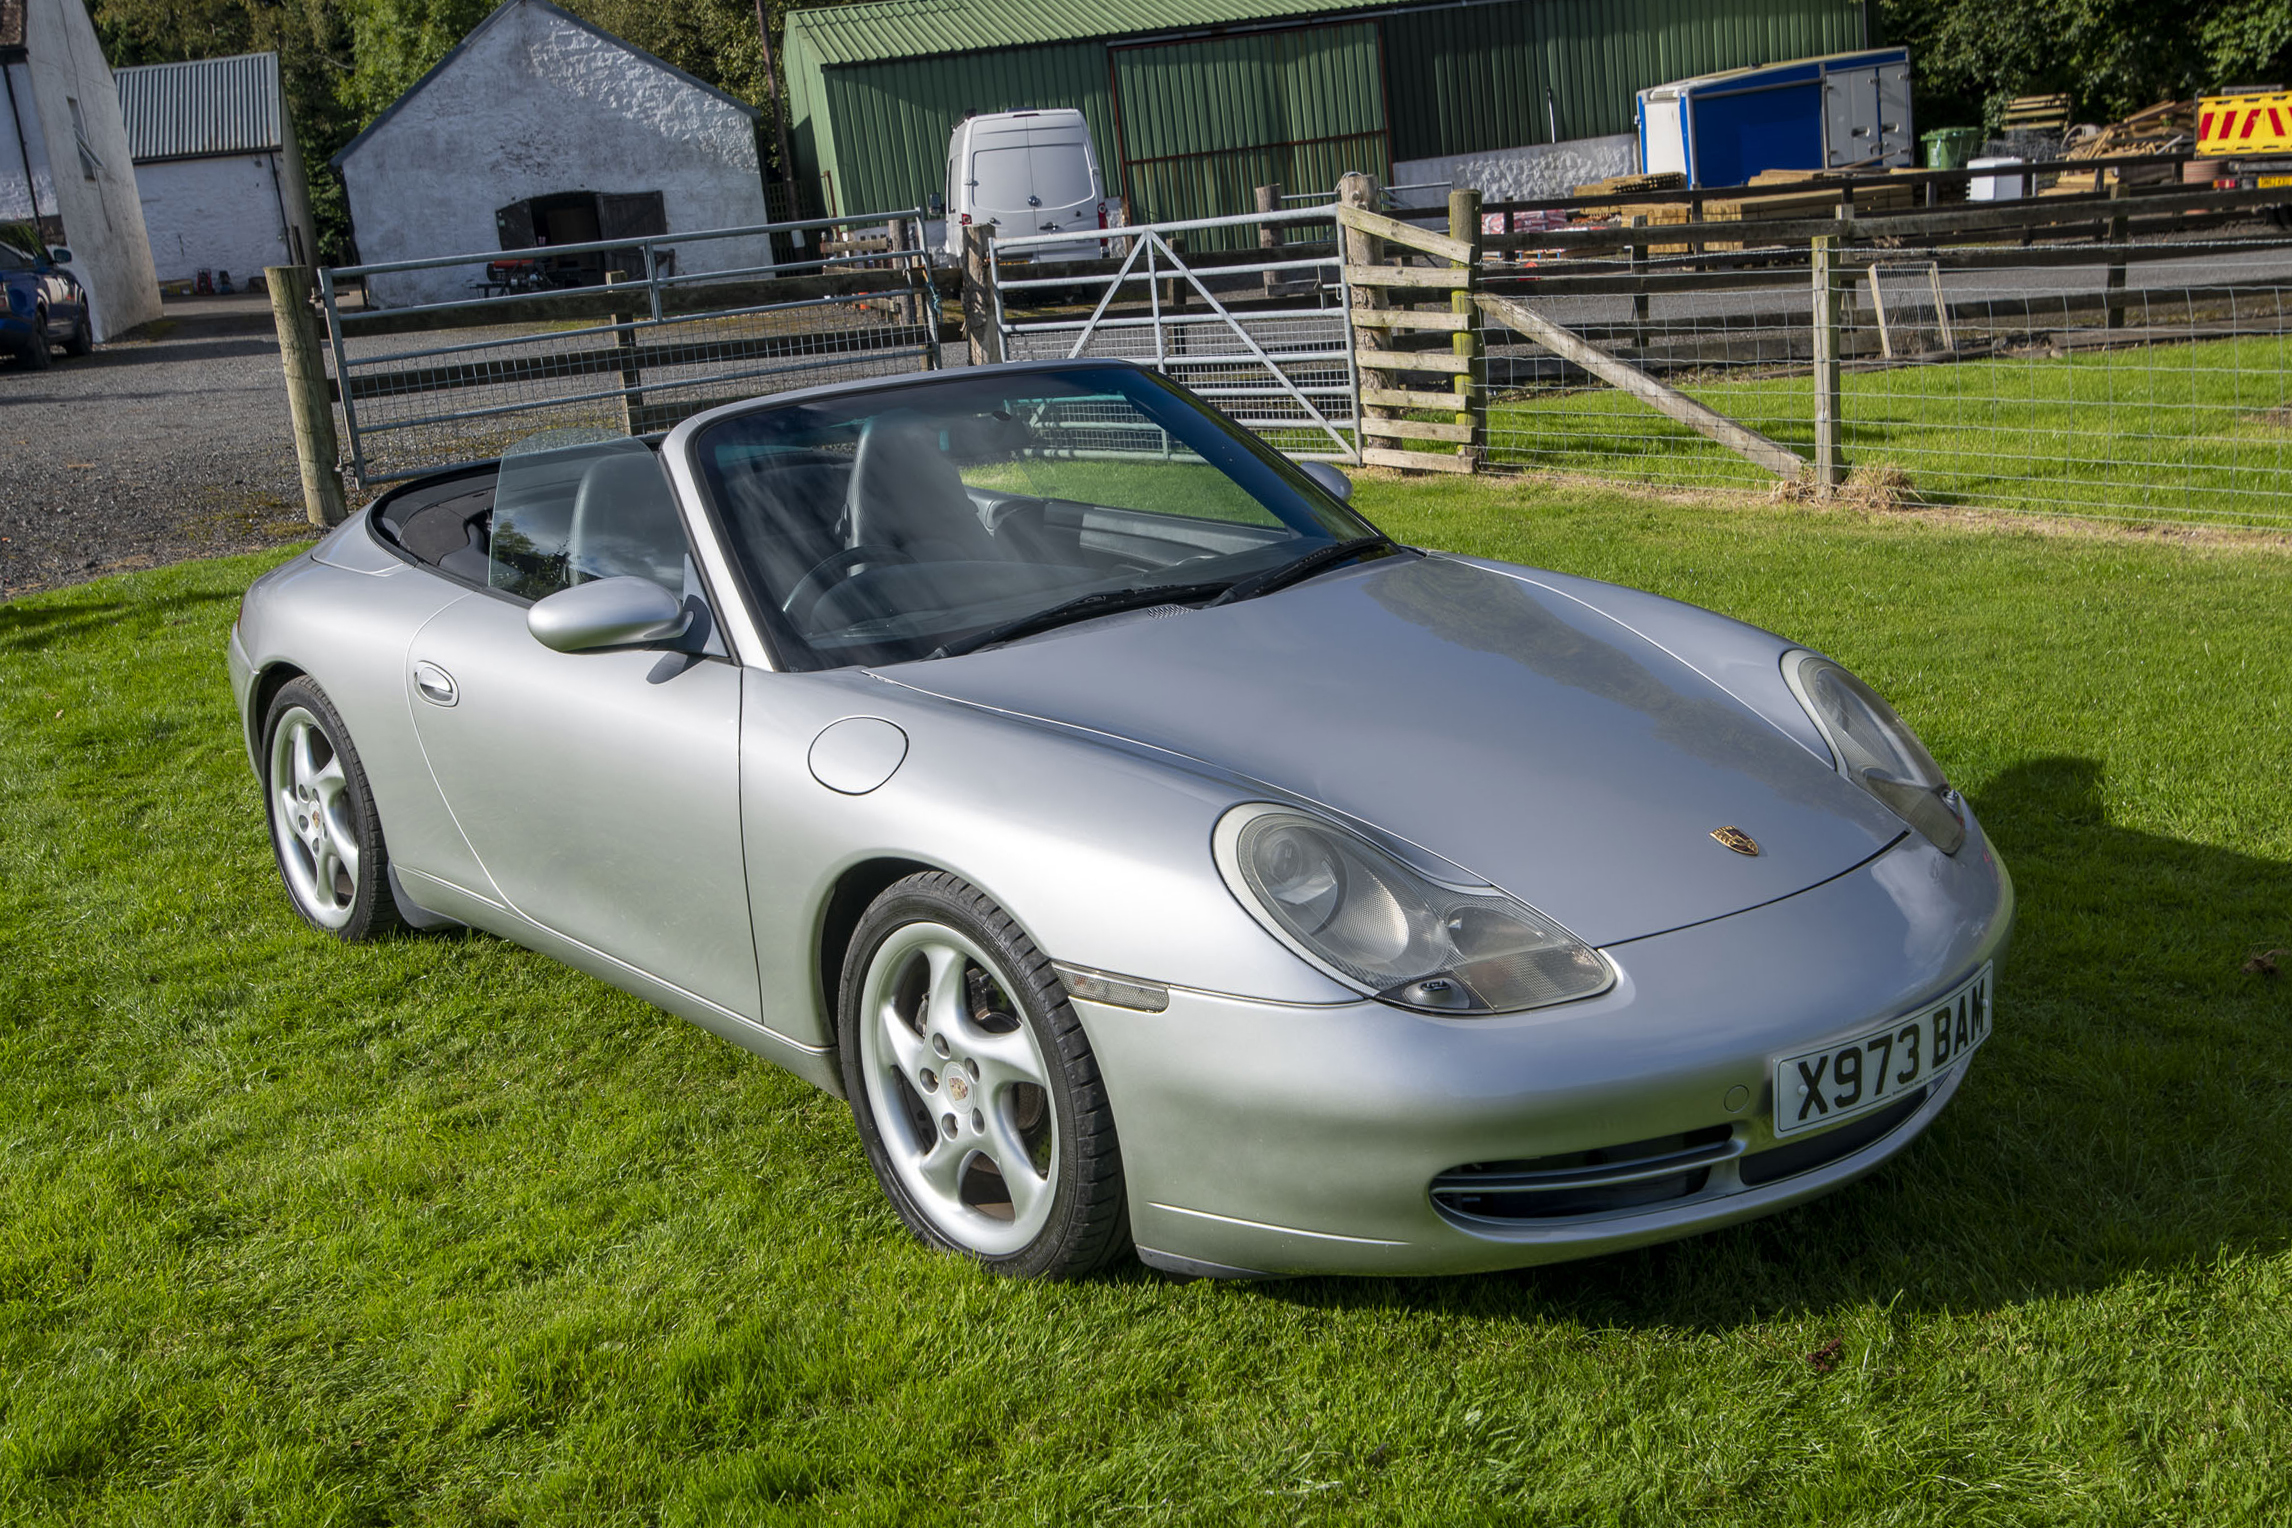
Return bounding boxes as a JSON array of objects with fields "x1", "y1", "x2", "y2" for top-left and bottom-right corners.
[{"x1": 782, "y1": 543, "x2": 916, "y2": 628}]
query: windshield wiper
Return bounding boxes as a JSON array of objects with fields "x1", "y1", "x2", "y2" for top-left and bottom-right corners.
[
  {"x1": 931, "y1": 579, "x2": 1234, "y2": 659},
  {"x1": 1205, "y1": 535, "x2": 1396, "y2": 608}
]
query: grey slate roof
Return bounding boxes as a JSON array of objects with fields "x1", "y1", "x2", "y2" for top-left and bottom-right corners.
[
  {"x1": 331, "y1": 0, "x2": 760, "y2": 169},
  {"x1": 116, "y1": 51, "x2": 285, "y2": 162}
]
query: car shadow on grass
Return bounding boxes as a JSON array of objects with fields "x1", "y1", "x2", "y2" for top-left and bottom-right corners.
[
  {"x1": 1250, "y1": 756, "x2": 2292, "y2": 1327},
  {"x1": 0, "y1": 588, "x2": 237, "y2": 647}
]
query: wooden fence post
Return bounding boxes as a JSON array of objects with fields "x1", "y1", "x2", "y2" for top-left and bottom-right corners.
[
  {"x1": 961, "y1": 223, "x2": 1003, "y2": 366},
  {"x1": 1628, "y1": 214, "x2": 1649, "y2": 350},
  {"x1": 604, "y1": 271, "x2": 644, "y2": 434},
  {"x1": 1339, "y1": 172, "x2": 1387, "y2": 465},
  {"x1": 2104, "y1": 179, "x2": 2129, "y2": 330},
  {"x1": 887, "y1": 213, "x2": 917, "y2": 328},
  {"x1": 265, "y1": 264, "x2": 348, "y2": 528},
  {"x1": 1449, "y1": 187, "x2": 1485, "y2": 470},
  {"x1": 1256, "y1": 183, "x2": 1284, "y2": 297},
  {"x1": 1811, "y1": 234, "x2": 1843, "y2": 492}
]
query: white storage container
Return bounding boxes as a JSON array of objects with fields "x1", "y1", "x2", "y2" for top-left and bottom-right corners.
[{"x1": 1967, "y1": 156, "x2": 2028, "y2": 201}]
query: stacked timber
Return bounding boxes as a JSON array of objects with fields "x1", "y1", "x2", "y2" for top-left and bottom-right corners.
[
  {"x1": 1569, "y1": 171, "x2": 1686, "y2": 198},
  {"x1": 2050, "y1": 100, "x2": 2194, "y2": 192},
  {"x1": 1696, "y1": 183, "x2": 1915, "y2": 248},
  {"x1": 2001, "y1": 94, "x2": 2073, "y2": 134}
]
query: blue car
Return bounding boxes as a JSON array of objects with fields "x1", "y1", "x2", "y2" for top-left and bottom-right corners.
[{"x1": 2, "y1": 239, "x2": 93, "y2": 369}]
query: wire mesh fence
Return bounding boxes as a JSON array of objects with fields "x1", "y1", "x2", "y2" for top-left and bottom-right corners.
[
  {"x1": 1333, "y1": 226, "x2": 2279, "y2": 528},
  {"x1": 320, "y1": 213, "x2": 938, "y2": 486}
]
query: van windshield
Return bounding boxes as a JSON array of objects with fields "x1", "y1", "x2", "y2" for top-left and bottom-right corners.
[{"x1": 688, "y1": 367, "x2": 1382, "y2": 671}]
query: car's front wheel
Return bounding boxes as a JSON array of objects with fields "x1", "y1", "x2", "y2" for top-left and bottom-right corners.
[
  {"x1": 261, "y1": 677, "x2": 403, "y2": 940},
  {"x1": 839, "y1": 872, "x2": 1129, "y2": 1279},
  {"x1": 19, "y1": 306, "x2": 51, "y2": 369},
  {"x1": 63, "y1": 308, "x2": 91, "y2": 356}
]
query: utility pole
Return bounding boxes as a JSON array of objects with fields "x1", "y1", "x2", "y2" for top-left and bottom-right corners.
[{"x1": 752, "y1": 0, "x2": 800, "y2": 215}]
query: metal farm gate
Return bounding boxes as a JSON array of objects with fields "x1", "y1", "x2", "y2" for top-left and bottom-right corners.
[
  {"x1": 987, "y1": 206, "x2": 1361, "y2": 461},
  {"x1": 318, "y1": 212, "x2": 941, "y2": 486}
]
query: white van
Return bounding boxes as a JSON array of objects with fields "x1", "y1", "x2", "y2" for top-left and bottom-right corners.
[{"x1": 943, "y1": 109, "x2": 1110, "y2": 262}]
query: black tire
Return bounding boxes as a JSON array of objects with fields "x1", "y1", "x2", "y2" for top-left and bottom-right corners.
[
  {"x1": 838, "y1": 871, "x2": 1130, "y2": 1279},
  {"x1": 259, "y1": 677, "x2": 405, "y2": 941},
  {"x1": 63, "y1": 308, "x2": 91, "y2": 356},
  {"x1": 20, "y1": 307, "x2": 51, "y2": 369}
]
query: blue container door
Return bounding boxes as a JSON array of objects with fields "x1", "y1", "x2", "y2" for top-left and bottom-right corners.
[{"x1": 1690, "y1": 82, "x2": 1824, "y2": 187}]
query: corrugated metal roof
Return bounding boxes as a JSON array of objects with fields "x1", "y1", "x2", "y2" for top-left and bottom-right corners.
[
  {"x1": 115, "y1": 52, "x2": 285, "y2": 161},
  {"x1": 787, "y1": 0, "x2": 1381, "y2": 66}
]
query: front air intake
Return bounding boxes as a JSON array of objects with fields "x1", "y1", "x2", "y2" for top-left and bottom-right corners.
[{"x1": 1431, "y1": 1124, "x2": 1740, "y2": 1224}]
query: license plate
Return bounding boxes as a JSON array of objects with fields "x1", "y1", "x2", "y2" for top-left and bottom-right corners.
[
  {"x1": 1774, "y1": 965, "x2": 1991, "y2": 1136},
  {"x1": 2261, "y1": 174, "x2": 2292, "y2": 188}
]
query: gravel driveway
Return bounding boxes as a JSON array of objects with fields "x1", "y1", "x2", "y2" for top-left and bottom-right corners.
[{"x1": 1, "y1": 293, "x2": 312, "y2": 599}]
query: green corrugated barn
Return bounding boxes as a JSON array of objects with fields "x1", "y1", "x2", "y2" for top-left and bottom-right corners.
[{"x1": 784, "y1": 0, "x2": 1871, "y2": 223}]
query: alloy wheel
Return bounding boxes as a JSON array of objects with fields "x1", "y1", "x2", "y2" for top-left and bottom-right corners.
[{"x1": 855, "y1": 921, "x2": 1059, "y2": 1255}]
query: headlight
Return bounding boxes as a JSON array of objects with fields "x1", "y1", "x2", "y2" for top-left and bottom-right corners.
[
  {"x1": 1213, "y1": 805, "x2": 1613, "y2": 1015},
  {"x1": 1783, "y1": 650, "x2": 1965, "y2": 854}
]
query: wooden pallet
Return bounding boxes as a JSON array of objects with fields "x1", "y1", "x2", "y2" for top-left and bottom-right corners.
[{"x1": 2001, "y1": 93, "x2": 2073, "y2": 133}]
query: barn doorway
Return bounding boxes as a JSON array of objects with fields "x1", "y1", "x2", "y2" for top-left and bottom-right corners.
[
  {"x1": 1109, "y1": 22, "x2": 1392, "y2": 245},
  {"x1": 493, "y1": 190, "x2": 669, "y2": 284}
]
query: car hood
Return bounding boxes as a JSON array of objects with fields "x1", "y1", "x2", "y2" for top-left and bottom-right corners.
[{"x1": 878, "y1": 553, "x2": 1905, "y2": 946}]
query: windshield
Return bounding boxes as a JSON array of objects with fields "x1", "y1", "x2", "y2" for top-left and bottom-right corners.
[{"x1": 688, "y1": 366, "x2": 1378, "y2": 670}]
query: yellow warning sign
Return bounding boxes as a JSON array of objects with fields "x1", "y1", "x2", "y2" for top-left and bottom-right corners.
[{"x1": 2199, "y1": 93, "x2": 2292, "y2": 156}]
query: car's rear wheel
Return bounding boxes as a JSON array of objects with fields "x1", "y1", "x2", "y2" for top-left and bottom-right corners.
[
  {"x1": 63, "y1": 308, "x2": 91, "y2": 356},
  {"x1": 20, "y1": 306, "x2": 51, "y2": 369},
  {"x1": 261, "y1": 677, "x2": 403, "y2": 941},
  {"x1": 839, "y1": 872, "x2": 1129, "y2": 1279}
]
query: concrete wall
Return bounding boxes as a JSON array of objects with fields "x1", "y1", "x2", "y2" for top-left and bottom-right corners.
[
  {"x1": 17, "y1": 0, "x2": 158, "y2": 338},
  {"x1": 1390, "y1": 133, "x2": 1640, "y2": 210},
  {"x1": 136, "y1": 152, "x2": 307, "y2": 283},
  {"x1": 2, "y1": 60, "x2": 60, "y2": 228},
  {"x1": 341, "y1": 1, "x2": 770, "y2": 307}
]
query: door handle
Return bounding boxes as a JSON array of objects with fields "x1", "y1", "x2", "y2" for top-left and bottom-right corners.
[{"x1": 413, "y1": 660, "x2": 458, "y2": 707}]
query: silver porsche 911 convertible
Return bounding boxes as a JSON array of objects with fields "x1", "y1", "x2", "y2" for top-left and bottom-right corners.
[{"x1": 229, "y1": 359, "x2": 2012, "y2": 1281}]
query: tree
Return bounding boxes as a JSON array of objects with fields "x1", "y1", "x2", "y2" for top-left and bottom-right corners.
[
  {"x1": 1878, "y1": 0, "x2": 2292, "y2": 131},
  {"x1": 90, "y1": 0, "x2": 842, "y2": 261}
]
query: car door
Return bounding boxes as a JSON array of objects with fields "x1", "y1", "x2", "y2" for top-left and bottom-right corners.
[{"x1": 404, "y1": 442, "x2": 762, "y2": 1022}]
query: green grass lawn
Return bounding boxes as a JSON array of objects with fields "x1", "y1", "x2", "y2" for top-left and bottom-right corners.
[
  {"x1": 4, "y1": 481, "x2": 2291, "y2": 1524},
  {"x1": 1472, "y1": 332, "x2": 2292, "y2": 529}
]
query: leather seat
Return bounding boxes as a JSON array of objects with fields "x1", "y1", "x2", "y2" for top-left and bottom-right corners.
[{"x1": 843, "y1": 411, "x2": 1002, "y2": 562}]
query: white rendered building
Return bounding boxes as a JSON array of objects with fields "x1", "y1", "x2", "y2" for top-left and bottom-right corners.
[
  {"x1": 333, "y1": 0, "x2": 772, "y2": 308},
  {"x1": 1, "y1": 0, "x2": 159, "y2": 338},
  {"x1": 116, "y1": 51, "x2": 316, "y2": 289}
]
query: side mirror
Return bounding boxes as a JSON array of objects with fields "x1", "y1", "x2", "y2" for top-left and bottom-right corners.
[
  {"x1": 926, "y1": 192, "x2": 946, "y2": 216},
  {"x1": 527, "y1": 575, "x2": 689, "y2": 653},
  {"x1": 46, "y1": 247, "x2": 71, "y2": 265},
  {"x1": 1299, "y1": 460, "x2": 1353, "y2": 502}
]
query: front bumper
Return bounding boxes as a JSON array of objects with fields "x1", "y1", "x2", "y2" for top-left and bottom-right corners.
[{"x1": 1075, "y1": 824, "x2": 2013, "y2": 1278}]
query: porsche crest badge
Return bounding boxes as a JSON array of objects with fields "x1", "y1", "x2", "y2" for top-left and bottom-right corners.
[{"x1": 1711, "y1": 825, "x2": 1761, "y2": 857}]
